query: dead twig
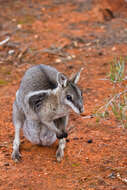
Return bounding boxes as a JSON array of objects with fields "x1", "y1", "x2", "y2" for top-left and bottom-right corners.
[
  {"x1": 116, "y1": 173, "x2": 127, "y2": 184},
  {"x1": 0, "y1": 144, "x2": 8, "y2": 148},
  {"x1": 42, "y1": 46, "x2": 69, "y2": 57},
  {"x1": 67, "y1": 126, "x2": 76, "y2": 135},
  {"x1": 5, "y1": 41, "x2": 20, "y2": 48},
  {"x1": 97, "y1": 89, "x2": 127, "y2": 114},
  {"x1": 82, "y1": 115, "x2": 94, "y2": 119},
  {"x1": 0, "y1": 36, "x2": 10, "y2": 46},
  {"x1": 68, "y1": 125, "x2": 75, "y2": 132},
  {"x1": 18, "y1": 47, "x2": 28, "y2": 61}
]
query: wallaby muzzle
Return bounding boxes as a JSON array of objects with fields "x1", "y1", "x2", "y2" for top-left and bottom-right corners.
[{"x1": 79, "y1": 107, "x2": 84, "y2": 114}]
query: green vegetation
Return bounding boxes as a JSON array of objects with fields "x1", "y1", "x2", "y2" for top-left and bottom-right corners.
[
  {"x1": 95, "y1": 90, "x2": 127, "y2": 128},
  {"x1": 108, "y1": 57, "x2": 126, "y2": 83},
  {"x1": 95, "y1": 57, "x2": 127, "y2": 128},
  {"x1": 0, "y1": 80, "x2": 9, "y2": 86},
  {"x1": 17, "y1": 15, "x2": 35, "y2": 25},
  {"x1": 72, "y1": 163, "x2": 80, "y2": 167}
]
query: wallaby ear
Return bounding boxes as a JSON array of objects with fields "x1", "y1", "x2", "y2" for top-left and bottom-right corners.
[
  {"x1": 70, "y1": 68, "x2": 83, "y2": 84},
  {"x1": 28, "y1": 90, "x2": 49, "y2": 112},
  {"x1": 57, "y1": 73, "x2": 68, "y2": 87}
]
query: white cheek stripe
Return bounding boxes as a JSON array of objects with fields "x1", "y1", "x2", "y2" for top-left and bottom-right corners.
[{"x1": 65, "y1": 99, "x2": 80, "y2": 114}]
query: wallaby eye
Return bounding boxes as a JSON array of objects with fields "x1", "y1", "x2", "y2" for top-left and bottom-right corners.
[{"x1": 66, "y1": 95, "x2": 72, "y2": 101}]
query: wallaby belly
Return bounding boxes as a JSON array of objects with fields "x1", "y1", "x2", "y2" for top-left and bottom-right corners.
[{"x1": 23, "y1": 120, "x2": 56, "y2": 146}]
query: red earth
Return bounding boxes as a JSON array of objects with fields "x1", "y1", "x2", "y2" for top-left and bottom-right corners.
[{"x1": 0, "y1": 0, "x2": 127, "y2": 189}]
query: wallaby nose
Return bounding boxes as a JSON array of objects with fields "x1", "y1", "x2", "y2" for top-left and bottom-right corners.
[{"x1": 79, "y1": 106, "x2": 84, "y2": 113}]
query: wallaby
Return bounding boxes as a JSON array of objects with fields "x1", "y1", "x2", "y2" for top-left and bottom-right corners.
[{"x1": 12, "y1": 64, "x2": 84, "y2": 162}]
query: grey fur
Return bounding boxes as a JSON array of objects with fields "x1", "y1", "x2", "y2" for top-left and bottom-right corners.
[{"x1": 12, "y1": 64, "x2": 84, "y2": 162}]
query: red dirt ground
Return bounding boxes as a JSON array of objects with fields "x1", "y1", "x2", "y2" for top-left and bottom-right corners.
[{"x1": 0, "y1": 0, "x2": 127, "y2": 189}]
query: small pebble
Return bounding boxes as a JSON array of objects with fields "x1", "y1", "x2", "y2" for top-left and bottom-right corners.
[
  {"x1": 34, "y1": 34, "x2": 38, "y2": 39},
  {"x1": 5, "y1": 153, "x2": 10, "y2": 157},
  {"x1": 73, "y1": 41, "x2": 78, "y2": 47},
  {"x1": 85, "y1": 157, "x2": 89, "y2": 161},
  {"x1": 98, "y1": 52, "x2": 103, "y2": 56},
  {"x1": 12, "y1": 18, "x2": 16, "y2": 22},
  {"x1": 73, "y1": 137, "x2": 79, "y2": 140},
  {"x1": 88, "y1": 47, "x2": 92, "y2": 51},
  {"x1": 87, "y1": 139, "x2": 93, "y2": 143},
  {"x1": 4, "y1": 162, "x2": 9, "y2": 166},
  {"x1": 112, "y1": 46, "x2": 116, "y2": 51},
  {"x1": 55, "y1": 58, "x2": 61, "y2": 63},
  {"x1": 71, "y1": 54, "x2": 76, "y2": 58},
  {"x1": 86, "y1": 42, "x2": 91, "y2": 46},
  {"x1": 8, "y1": 49, "x2": 15, "y2": 55},
  {"x1": 108, "y1": 172, "x2": 115, "y2": 179},
  {"x1": 66, "y1": 139, "x2": 70, "y2": 143},
  {"x1": 68, "y1": 65, "x2": 73, "y2": 69},
  {"x1": 17, "y1": 24, "x2": 22, "y2": 29},
  {"x1": 100, "y1": 25, "x2": 105, "y2": 29},
  {"x1": 67, "y1": 55, "x2": 72, "y2": 60}
]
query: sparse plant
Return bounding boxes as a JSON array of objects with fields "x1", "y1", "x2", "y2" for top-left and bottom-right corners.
[
  {"x1": 95, "y1": 90, "x2": 127, "y2": 128},
  {"x1": 108, "y1": 57, "x2": 126, "y2": 83},
  {"x1": 95, "y1": 57, "x2": 127, "y2": 128}
]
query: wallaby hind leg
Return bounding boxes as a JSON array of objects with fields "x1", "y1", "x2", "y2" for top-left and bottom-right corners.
[
  {"x1": 12, "y1": 101, "x2": 25, "y2": 162},
  {"x1": 55, "y1": 116, "x2": 68, "y2": 162}
]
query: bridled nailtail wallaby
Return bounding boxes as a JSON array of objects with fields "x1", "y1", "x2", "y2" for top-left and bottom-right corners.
[{"x1": 12, "y1": 64, "x2": 84, "y2": 162}]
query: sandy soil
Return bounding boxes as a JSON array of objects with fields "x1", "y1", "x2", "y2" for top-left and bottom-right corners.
[{"x1": 0, "y1": 0, "x2": 127, "y2": 189}]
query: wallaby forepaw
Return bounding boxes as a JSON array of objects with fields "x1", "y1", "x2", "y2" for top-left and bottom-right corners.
[
  {"x1": 12, "y1": 151, "x2": 22, "y2": 162},
  {"x1": 56, "y1": 132, "x2": 68, "y2": 139},
  {"x1": 56, "y1": 149, "x2": 64, "y2": 162}
]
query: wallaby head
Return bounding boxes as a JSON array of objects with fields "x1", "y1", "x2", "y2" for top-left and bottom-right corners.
[
  {"x1": 56, "y1": 68, "x2": 84, "y2": 114},
  {"x1": 26, "y1": 68, "x2": 84, "y2": 117}
]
